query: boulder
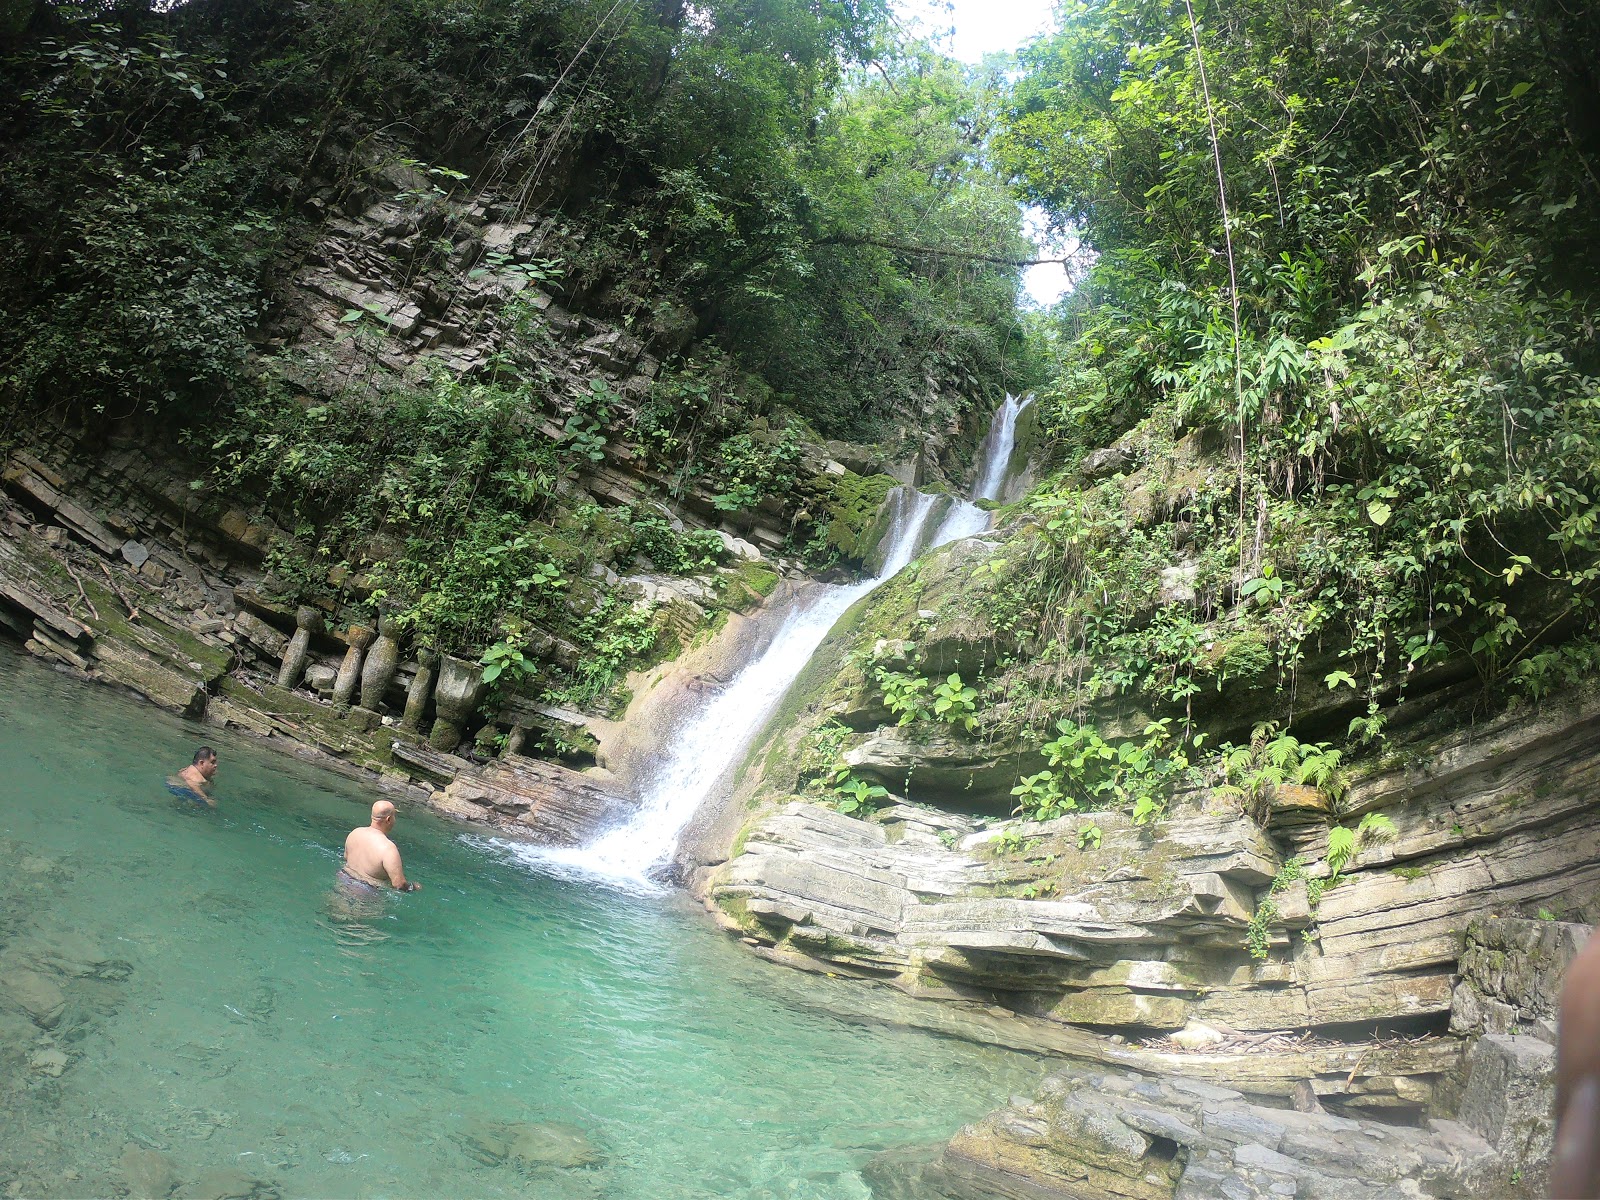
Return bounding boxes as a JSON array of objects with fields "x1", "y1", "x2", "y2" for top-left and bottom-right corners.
[
  {"x1": 120, "y1": 1144, "x2": 177, "y2": 1200},
  {"x1": 1451, "y1": 916, "x2": 1587, "y2": 1040},
  {"x1": 1453, "y1": 1034, "x2": 1555, "y2": 1198},
  {"x1": 0, "y1": 964, "x2": 67, "y2": 1028}
]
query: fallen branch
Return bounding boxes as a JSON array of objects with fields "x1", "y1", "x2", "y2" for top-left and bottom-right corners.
[
  {"x1": 98, "y1": 561, "x2": 141, "y2": 621},
  {"x1": 64, "y1": 562, "x2": 100, "y2": 622}
]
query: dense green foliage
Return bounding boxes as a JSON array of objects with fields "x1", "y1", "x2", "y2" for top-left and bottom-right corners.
[
  {"x1": 8, "y1": 0, "x2": 1598, "y2": 796},
  {"x1": 205, "y1": 371, "x2": 727, "y2": 705},
  {"x1": 0, "y1": 0, "x2": 1048, "y2": 720},
  {"x1": 988, "y1": 0, "x2": 1600, "y2": 780},
  {"x1": 1, "y1": 0, "x2": 1035, "y2": 437}
]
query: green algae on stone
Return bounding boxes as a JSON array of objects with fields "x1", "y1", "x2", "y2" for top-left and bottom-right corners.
[{"x1": 818, "y1": 472, "x2": 899, "y2": 567}]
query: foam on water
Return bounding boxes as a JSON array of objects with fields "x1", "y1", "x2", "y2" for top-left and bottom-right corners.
[{"x1": 0, "y1": 646, "x2": 1043, "y2": 1200}]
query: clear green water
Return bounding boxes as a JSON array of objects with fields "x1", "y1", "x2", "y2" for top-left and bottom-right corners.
[{"x1": 0, "y1": 647, "x2": 1041, "y2": 1199}]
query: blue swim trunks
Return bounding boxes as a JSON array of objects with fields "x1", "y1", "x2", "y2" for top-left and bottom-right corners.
[{"x1": 166, "y1": 782, "x2": 211, "y2": 806}]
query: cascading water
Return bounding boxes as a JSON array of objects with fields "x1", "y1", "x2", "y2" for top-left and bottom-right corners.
[
  {"x1": 926, "y1": 393, "x2": 1033, "y2": 545},
  {"x1": 970, "y1": 393, "x2": 1033, "y2": 504},
  {"x1": 501, "y1": 396, "x2": 1030, "y2": 891}
]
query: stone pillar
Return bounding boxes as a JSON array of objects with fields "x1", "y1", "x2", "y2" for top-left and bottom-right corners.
[
  {"x1": 429, "y1": 653, "x2": 485, "y2": 752},
  {"x1": 400, "y1": 648, "x2": 438, "y2": 734},
  {"x1": 277, "y1": 606, "x2": 324, "y2": 690},
  {"x1": 359, "y1": 614, "x2": 403, "y2": 710},
  {"x1": 331, "y1": 623, "x2": 374, "y2": 709}
]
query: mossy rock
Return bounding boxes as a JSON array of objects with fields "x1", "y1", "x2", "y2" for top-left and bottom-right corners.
[
  {"x1": 715, "y1": 559, "x2": 780, "y2": 611},
  {"x1": 1204, "y1": 627, "x2": 1274, "y2": 686},
  {"x1": 819, "y1": 471, "x2": 899, "y2": 566},
  {"x1": 714, "y1": 893, "x2": 760, "y2": 933}
]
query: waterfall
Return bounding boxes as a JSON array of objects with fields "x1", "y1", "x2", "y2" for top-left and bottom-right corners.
[
  {"x1": 927, "y1": 393, "x2": 1033, "y2": 545},
  {"x1": 970, "y1": 393, "x2": 1033, "y2": 504},
  {"x1": 495, "y1": 397, "x2": 1029, "y2": 892}
]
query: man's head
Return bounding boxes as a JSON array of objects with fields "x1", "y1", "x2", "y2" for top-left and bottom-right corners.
[
  {"x1": 193, "y1": 747, "x2": 218, "y2": 780},
  {"x1": 371, "y1": 800, "x2": 396, "y2": 831}
]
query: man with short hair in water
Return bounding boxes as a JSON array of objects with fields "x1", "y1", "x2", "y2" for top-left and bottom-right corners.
[
  {"x1": 169, "y1": 747, "x2": 218, "y2": 807},
  {"x1": 340, "y1": 800, "x2": 421, "y2": 893}
]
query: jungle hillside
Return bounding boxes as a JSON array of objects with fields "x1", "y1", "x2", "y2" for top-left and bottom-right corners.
[{"x1": 2, "y1": 0, "x2": 1599, "y2": 784}]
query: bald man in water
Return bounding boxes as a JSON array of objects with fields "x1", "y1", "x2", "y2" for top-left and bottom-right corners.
[{"x1": 340, "y1": 800, "x2": 421, "y2": 893}]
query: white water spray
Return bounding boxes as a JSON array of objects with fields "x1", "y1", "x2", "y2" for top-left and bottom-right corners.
[
  {"x1": 494, "y1": 398, "x2": 1030, "y2": 891},
  {"x1": 971, "y1": 393, "x2": 1033, "y2": 504},
  {"x1": 926, "y1": 393, "x2": 1033, "y2": 545}
]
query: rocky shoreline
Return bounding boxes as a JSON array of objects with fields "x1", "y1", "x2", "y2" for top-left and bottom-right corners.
[
  {"x1": 4, "y1": 429, "x2": 1590, "y2": 1197},
  {"x1": 1, "y1": 175, "x2": 1590, "y2": 1200}
]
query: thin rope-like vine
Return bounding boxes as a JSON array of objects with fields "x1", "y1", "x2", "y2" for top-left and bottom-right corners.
[{"x1": 1180, "y1": 0, "x2": 1249, "y2": 575}]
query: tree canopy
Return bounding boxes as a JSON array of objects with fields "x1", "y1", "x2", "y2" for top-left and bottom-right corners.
[
  {"x1": 0, "y1": 0, "x2": 1039, "y2": 437},
  {"x1": 999, "y1": 0, "x2": 1600, "y2": 717}
]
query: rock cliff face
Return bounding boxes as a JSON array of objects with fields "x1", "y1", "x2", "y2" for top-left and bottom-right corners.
[
  {"x1": 2, "y1": 135, "x2": 1591, "y2": 1200},
  {"x1": 688, "y1": 489, "x2": 1596, "y2": 1192},
  {"x1": 0, "y1": 166, "x2": 860, "y2": 839}
]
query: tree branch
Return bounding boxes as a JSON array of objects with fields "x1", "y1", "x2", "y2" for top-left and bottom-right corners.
[{"x1": 815, "y1": 233, "x2": 1082, "y2": 267}]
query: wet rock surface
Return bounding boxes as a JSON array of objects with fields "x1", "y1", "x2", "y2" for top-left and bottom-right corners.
[
  {"x1": 457, "y1": 1117, "x2": 603, "y2": 1170},
  {"x1": 402, "y1": 742, "x2": 633, "y2": 845},
  {"x1": 924, "y1": 1066, "x2": 1496, "y2": 1200}
]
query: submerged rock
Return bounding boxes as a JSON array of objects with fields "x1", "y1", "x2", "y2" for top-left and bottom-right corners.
[
  {"x1": 28, "y1": 1046, "x2": 67, "y2": 1077},
  {"x1": 0, "y1": 965, "x2": 67, "y2": 1028},
  {"x1": 14, "y1": 929, "x2": 133, "y2": 980},
  {"x1": 457, "y1": 1118, "x2": 602, "y2": 1170},
  {"x1": 0, "y1": 1008, "x2": 39, "y2": 1064},
  {"x1": 120, "y1": 1144, "x2": 177, "y2": 1200},
  {"x1": 176, "y1": 1168, "x2": 280, "y2": 1200},
  {"x1": 507, "y1": 1121, "x2": 602, "y2": 1169}
]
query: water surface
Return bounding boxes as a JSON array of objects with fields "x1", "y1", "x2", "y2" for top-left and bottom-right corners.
[{"x1": 0, "y1": 646, "x2": 1039, "y2": 1199}]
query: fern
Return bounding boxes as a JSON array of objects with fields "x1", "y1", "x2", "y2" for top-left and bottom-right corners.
[
  {"x1": 1357, "y1": 812, "x2": 1396, "y2": 841},
  {"x1": 1325, "y1": 824, "x2": 1357, "y2": 876}
]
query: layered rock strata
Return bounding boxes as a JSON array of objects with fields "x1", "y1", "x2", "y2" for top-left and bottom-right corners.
[
  {"x1": 887, "y1": 1066, "x2": 1498, "y2": 1200},
  {"x1": 708, "y1": 688, "x2": 1598, "y2": 1116},
  {"x1": 876, "y1": 916, "x2": 1581, "y2": 1200},
  {"x1": 0, "y1": 406, "x2": 772, "y2": 848}
]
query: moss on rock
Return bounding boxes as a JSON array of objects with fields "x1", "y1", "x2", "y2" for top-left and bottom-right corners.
[{"x1": 819, "y1": 472, "x2": 899, "y2": 567}]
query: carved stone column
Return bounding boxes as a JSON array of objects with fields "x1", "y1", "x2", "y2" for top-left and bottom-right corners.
[
  {"x1": 331, "y1": 623, "x2": 374, "y2": 709},
  {"x1": 429, "y1": 653, "x2": 485, "y2": 752},
  {"x1": 277, "y1": 606, "x2": 324, "y2": 690},
  {"x1": 359, "y1": 614, "x2": 403, "y2": 710},
  {"x1": 400, "y1": 648, "x2": 438, "y2": 734}
]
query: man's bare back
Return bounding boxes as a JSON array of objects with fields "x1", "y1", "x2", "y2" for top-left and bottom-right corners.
[
  {"x1": 169, "y1": 747, "x2": 218, "y2": 807},
  {"x1": 340, "y1": 800, "x2": 420, "y2": 892}
]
